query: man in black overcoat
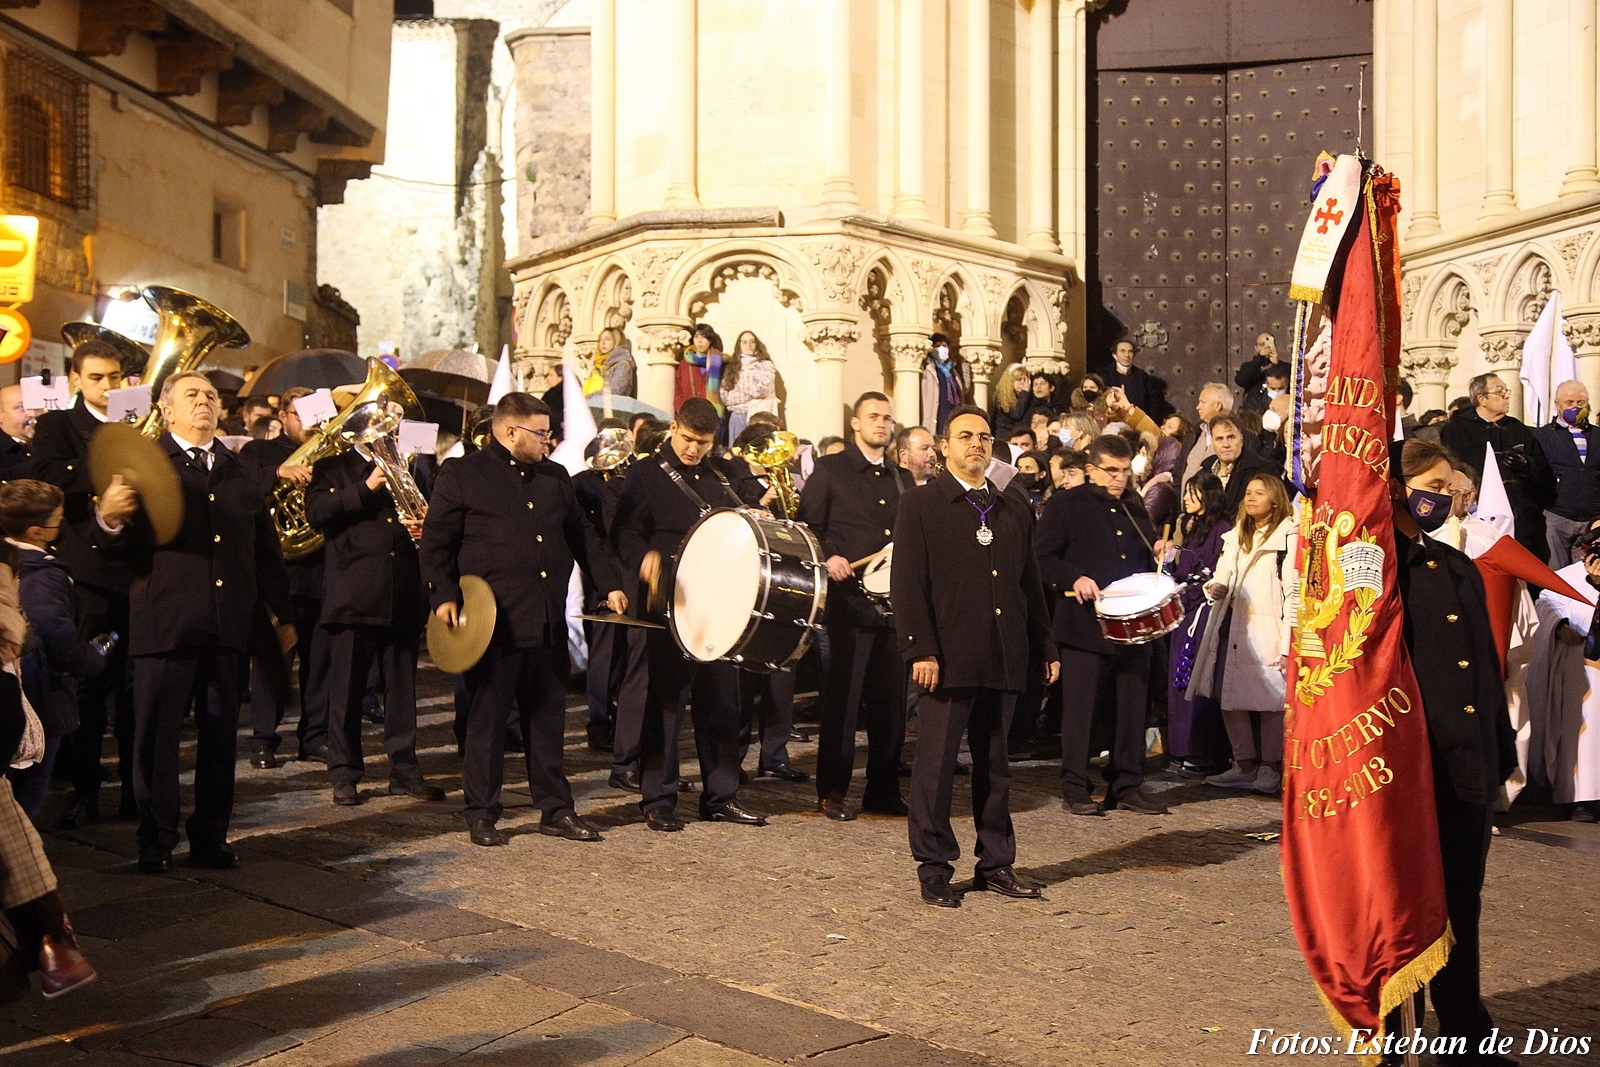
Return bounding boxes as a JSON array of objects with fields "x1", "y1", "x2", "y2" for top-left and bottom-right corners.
[
  {"x1": 1201, "y1": 414, "x2": 1281, "y2": 522},
  {"x1": 306, "y1": 443, "x2": 443, "y2": 807},
  {"x1": 1035, "y1": 433, "x2": 1169, "y2": 816},
  {"x1": 239, "y1": 386, "x2": 327, "y2": 767},
  {"x1": 1386, "y1": 439, "x2": 1519, "y2": 1064},
  {"x1": 116, "y1": 373, "x2": 294, "y2": 873},
  {"x1": 797, "y1": 391, "x2": 906, "y2": 821},
  {"x1": 892, "y1": 405, "x2": 1057, "y2": 908},
  {"x1": 30, "y1": 341, "x2": 134, "y2": 827},
  {"x1": 420, "y1": 392, "x2": 624, "y2": 846},
  {"x1": 609, "y1": 397, "x2": 768, "y2": 832},
  {"x1": 1438, "y1": 372, "x2": 1556, "y2": 562}
]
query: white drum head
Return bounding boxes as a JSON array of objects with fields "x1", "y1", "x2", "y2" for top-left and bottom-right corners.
[
  {"x1": 861, "y1": 544, "x2": 893, "y2": 596},
  {"x1": 674, "y1": 510, "x2": 762, "y2": 661},
  {"x1": 1096, "y1": 572, "x2": 1177, "y2": 618}
]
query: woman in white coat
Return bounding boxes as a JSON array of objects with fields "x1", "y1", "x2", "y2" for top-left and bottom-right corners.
[{"x1": 1188, "y1": 473, "x2": 1297, "y2": 795}]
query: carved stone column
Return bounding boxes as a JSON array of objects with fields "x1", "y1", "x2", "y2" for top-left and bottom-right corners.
[
  {"x1": 589, "y1": 0, "x2": 617, "y2": 223},
  {"x1": 960, "y1": 0, "x2": 995, "y2": 236},
  {"x1": 516, "y1": 352, "x2": 561, "y2": 393},
  {"x1": 804, "y1": 317, "x2": 860, "y2": 438},
  {"x1": 1563, "y1": 0, "x2": 1600, "y2": 197},
  {"x1": 893, "y1": 0, "x2": 929, "y2": 221},
  {"x1": 1400, "y1": 341, "x2": 1459, "y2": 412},
  {"x1": 1407, "y1": 0, "x2": 1443, "y2": 237},
  {"x1": 961, "y1": 341, "x2": 1004, "y2": 410},
  {"x1": 822, "y1": 0, "x2": 859, "y2": 207},
  {"x1": 1481, "y1": 0, "x2": 1517, "y2": 219},
  {"x1": 633, "y1": 320, "x2": 690, "y2": 414},
  {"x1": 1025, "y1": 0, "x2": 1059, "y2": 253},
  {"x1": 888, "y1": 328, "x2": 929, "y2": 428},
  {"x1": 1564, "y1": 309, "x2": 1600, "y2": 401},
  {"x1": 1478, "y1": 326, "x2": 1530, "y2": 419},
  {"x1": 664, "y1": 0, "x2": 699, "y2": 208}
]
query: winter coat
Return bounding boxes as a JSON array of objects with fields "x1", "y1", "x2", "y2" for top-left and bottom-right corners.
[
  {"x1": 1188, "y1": 516, "x2": 1296, "y2": 711},
  {"x1": 15, "y1": 547, "x2": 104, "y2": 739}
]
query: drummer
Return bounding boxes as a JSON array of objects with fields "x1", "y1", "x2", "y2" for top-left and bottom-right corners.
[
  {"x1": 796, "y1": 392, "x2": 907, "y2": 821},
  {"x1": 609, "y1": 396, "x2": 770, "y2": 832},
  {"x1": 1035, "y1": 433, "x2": 1169, "y2": 816}
]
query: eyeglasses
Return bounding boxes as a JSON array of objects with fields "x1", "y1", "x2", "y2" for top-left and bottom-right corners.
[
  {"x1": 1089, "y1": 462, "x2": 1133, "y2": 478},
  {"x1": 950, "y1": 431, "x2": 994, "y2": 445},
  {"x1": 510, "y1": 425, "x2": 553, "y2": 441},
  {"x1": 1482, "y1": 388, "x2": 1509, "y2": 398}
]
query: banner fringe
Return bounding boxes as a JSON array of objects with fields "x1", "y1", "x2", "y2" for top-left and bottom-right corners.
[{"x1": 1313, "y1": 924, "x2": 1456, "y2": 1067}]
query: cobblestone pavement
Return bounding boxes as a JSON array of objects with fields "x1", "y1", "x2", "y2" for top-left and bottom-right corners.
[{"x1": 2, "y1": 662, "x2": 1596, "y2": 1067}]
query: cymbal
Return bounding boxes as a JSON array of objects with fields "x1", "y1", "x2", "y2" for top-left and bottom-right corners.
[
  {"x1": 577, "y1": 612, "x2": 665, "y2": 629},
  {"x1": 89, "y1": 422, "x2": 184, "y2": 544},
  {"x1": 427, "y1": 574, "x2": 496, "y2": 674}
]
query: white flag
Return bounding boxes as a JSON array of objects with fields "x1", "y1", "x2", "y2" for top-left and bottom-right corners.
[
  {"x1": 486, "y1": 344, "x2": 513, "y2": 405},
  {"x1": 1520, "y1": 289, "x2": 1574, "y2": 427}
]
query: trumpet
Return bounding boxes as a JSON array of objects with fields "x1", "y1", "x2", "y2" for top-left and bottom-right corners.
[{"x1": 733, "y1": 429, "x2": 801, "y2": 519}]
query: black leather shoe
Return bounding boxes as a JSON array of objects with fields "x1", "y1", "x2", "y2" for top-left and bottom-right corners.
[
  {"x1": 188, "y1": 843, "x2": 240, "y2": 869},
  {"x1": 862, "y1": 796, "x2": 909, "y2": 817},
  {"x1": 58, "y1": 794, "x2": 99, "y2": 830},
  {"x1": 701, "y1": 802, "x2": 767, "y2": 826},
  {"x1": 973, "y1": 866, "x2": 1042, "y2": 899},
  {"x1": 137, "y1": 846, "x2": 172, "y2": 874},
  {"x1": 761, "y1": 764, "x2": 809, "y2": 783},
  {"x1": 539, "y1": 813, "x2": 602, "y2": 841},
  {"x1": 248, "y1": 744, "x2": 278, "y2": 770},
  {"x1": 608, "y1": 770, "x2": 642, "y2": 793},
  {"x1": 469, "y1": 821, "x2": 508, "y2": 847},
  {"x1": 819, "y1": 797, "x2": 856, "y2": 821},
  {"x1": 954, "y1": 762, "x2": 971, "y2": 776},
  {"x1": 1115, "y1": 789, "x2": 1169, "y2": 815},
  {"x1": 1063, "y1": 799, "x2": 1105, "y2": 817},
  {"x1": 389, "y1": 780, "x2": 446, "y2": 801},
  {"x1": 678, "y1": 779, "x2": 696, "y2": 792},
  {"x1": 645, "y1": 809, "x2": 685, "y2": 832},
  {"x1": 298, "y1": 746, "x2": 328, "y2": 764},
  {"x1": 586, "y1": 733, "x2": 614, "y2": 753},
  {"x1": 333, "y1": 783, "x2": 363, "y2": 806},
  {"x1": 920, "y1": 875, "x2": 960, "y2": 908}
]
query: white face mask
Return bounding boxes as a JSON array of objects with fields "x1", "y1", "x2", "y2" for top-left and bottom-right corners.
[
  {"x1": 1261, "y1": 410, "x2": 1283, "y2": 433},
  {"x1": 934, "y1": 345, "x2": 949, "y2": 361},
  {"x1": 1266, "y1": 387, "x2": 1286, "y2": 399},
  {"x1": 1131, "y1": 453, "x2": 1149, "y2": 477}
]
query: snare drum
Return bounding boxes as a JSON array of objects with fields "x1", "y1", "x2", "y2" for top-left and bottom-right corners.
[
  {"x1": 860, "y1": 543, "x2": 893, "y2": 610},
  {"x1": 1094, "y1": 572, "x2": 1186, "y2": 645},
  {"x1": 670, "y1": 508, "x2": 826, "y2": 672}
]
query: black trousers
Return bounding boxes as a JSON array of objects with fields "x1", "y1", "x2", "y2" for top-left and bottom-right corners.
[
  {"x1": 1059, "y1": 644, "x2": 1150, "y2": 802},
  {"x1": 816, "y1": 619, "x2": 906, "y2": 804},
  {"x1": 324, "y1": 626, "x2": 420, "y2": 789},
  {"x1": 250, "y1": 595, "x2": 330, "y2": 755},
  {"x1": 584, "y1": 617, "x2": 627, "y2": 743},
  {"x1": 461, "y1": 643, "x2": 571, "y2": 825},
  {"x1": 610, "y1": 625, "x2": 654, "y2": 778},
  {"x1": 132, "y1": 651, "x2": 241, "y2": 851},
  {"x1": 739, "y1": 668, "x2": 795, "y2": 770},
  {"x1": 639, "y1": 631, "x2": 740, "y2": 816},
  {"x1": 908, "y1": 687, "x2": 1017, "y2": 883},
  {"x1": 68, "y1": 584, "x2": 132, "y2": 804}
]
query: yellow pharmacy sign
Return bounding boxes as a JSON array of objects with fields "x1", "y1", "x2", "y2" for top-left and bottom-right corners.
[{"x1": 0, "y1": 215, "x2": 39, "y2": 303}]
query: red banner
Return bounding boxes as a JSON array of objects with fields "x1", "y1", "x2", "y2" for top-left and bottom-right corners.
[{"x1": 1283, "y1": 169, "x2": 1452, "y2": 1056}]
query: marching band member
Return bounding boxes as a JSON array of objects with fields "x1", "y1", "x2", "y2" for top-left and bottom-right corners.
[
  {"x1": 420, "y1": 392, "x2": 623, "y2": 847},
  {"x1": 892, "y1": 405, "x2": 1057, "y2": 908},
  {"x1": 797, "y1": 392, "x2": 907, "y2": 820},
  {"x1": 120, "y1": 373, "x2": 294, "y2": 873},
  {"x1": 610, "y1": 397, "x2": 768, "y2": 831},
  {"x1": 30, "y1": 341, "x2": 134, "y2": 827},
  {"x1": 305, "y1": 439, "x2": 442, "y2": 807},
  {"x1": 1036, "y1": 433, "x2": 1168, "y2": 816}
]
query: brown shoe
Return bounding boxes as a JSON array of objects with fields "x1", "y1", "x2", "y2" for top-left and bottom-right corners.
[{"x1": 38, "y1": 922, "x2": 96, "y2": 999}]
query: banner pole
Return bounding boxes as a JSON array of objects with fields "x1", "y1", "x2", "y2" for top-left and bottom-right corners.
[{"x1": 1400, "y1": 997, "x2": 1422, "y2": 1067}]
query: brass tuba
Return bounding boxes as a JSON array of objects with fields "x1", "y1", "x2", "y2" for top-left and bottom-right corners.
[
  {"x1": 732, "y1": 429, "x2": 801, "y2": 519},
  {"x1": 134, "y1": 286, "x2": 250, "y2": 438},
  {"x1": 271, "y1": 358, "x2": 425, "y2": 561},
  {"x1": 59, "y1": 322, "x2": 151, "y2": 382},
  {"x1": 586, "y1": 427, "x2": 635, "y2": 472}
]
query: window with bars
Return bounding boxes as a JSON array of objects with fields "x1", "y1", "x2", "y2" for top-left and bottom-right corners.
[{"x1": 4, "y1": 49, "x2": 90, "y2": 210}]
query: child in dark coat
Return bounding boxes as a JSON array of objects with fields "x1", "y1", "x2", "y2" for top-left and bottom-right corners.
[{"x1": 0, "y1": 481, "x2": 107, "y2": 818}]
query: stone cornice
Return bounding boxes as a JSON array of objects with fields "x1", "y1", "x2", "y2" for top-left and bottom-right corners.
[{"x1": 1401, "y1": 193, "x2": 1600, "y2": 267}]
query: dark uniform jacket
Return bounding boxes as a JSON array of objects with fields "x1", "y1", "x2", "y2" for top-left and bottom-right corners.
[
  {"x1": 1532, "y1": 419, "x2": 1600, "y2": 523},
  {"x1": 16, "y1": 547, "x2": 105, "y2": 738},
  {"x1": 1202, "y1": 452, "x2": 1282, "y2": 525},
  {"x1": 116, "y1": 435, "x2": 293, "y2": 657},
  {"x1": 610, "y1": 439, "x2": 765, "y2": 603},
  {"x1": 572, "y1": 467, "x2": 625, "y2": 594},
  {"x1": 1035, "y1": 482, "x2": 1157, "y2": 654},
  {"x1": 420, "y1": 438, "x2": 608, "y2": 650},
  {"x1": 305, "y1": 450, "x2": 425, "y2": 633},
  {"x1": 1439, "y1": 408, "x2": 1556, "y2": 560},
  {"x1": 797, "y1": 442, "x2": 904, "y2": 628},
  {"x1": 0, "y1": 435, "x2": 31, "y2": 483},
  {"x1": 1396, "y1": 532, "x2": 1518, "y2": 806},
  {"x1": 891, "y1": 471, "x2": 1054, "y2": 692},
  {"x1": 240, "y1": 434, "x2": 324, "y2": 599},
  {"x1": 30, "y1": 398, "x2": 129, "y2": 593}
]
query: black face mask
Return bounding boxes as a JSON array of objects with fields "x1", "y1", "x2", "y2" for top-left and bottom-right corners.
[
  {"x1": 1080, "y1": 389, "x2": 1099, "y2": 403},
  {"x1": 1407, "y1": 488, "x2": 1453, "y2": 532},
  {"x1": 1014, "y1": 472, "x2": 1038, "y2": 491}
]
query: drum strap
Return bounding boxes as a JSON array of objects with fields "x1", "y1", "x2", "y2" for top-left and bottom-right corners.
[{"x1": 658, "y1": 457, "x2": 741, "y2": 515}]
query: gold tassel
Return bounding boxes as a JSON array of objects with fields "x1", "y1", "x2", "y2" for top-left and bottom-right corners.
[{"x1": 1312, "y1": 924, "x2": 1455, "y2": 1067}]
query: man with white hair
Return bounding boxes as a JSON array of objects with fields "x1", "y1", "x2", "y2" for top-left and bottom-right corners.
[
  {"x1": 0, "y1": 383, "x2": 36, "y2": 482},
  {"x1": 1180, "y1": 382, "x2": 1234, "y2": 490},
  {"x1": 1532, "y1": 379, "x2": 1600, "y2": 567}
]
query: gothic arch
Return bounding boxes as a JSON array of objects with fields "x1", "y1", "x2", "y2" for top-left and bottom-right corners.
[
  {"x1": 524, "y1": 281, "x2": 573, "y2": 352},
  {"x1": 1490, "y1": 244, "x2": 1571, "y2": 323},
  {"x1": 663, "y1": 241, "x2": 818, "y2": 316},
  {"x1": 581, "y1": 259, "x2": 635, "y2": 333},
  {"x1": 1415, "y1": 269, "x2": 1478, "y2": 342},
  {"x1": 850, "y1": 246, "x2": 915, "y2": 312},
  {"x1": 928, "y1": 264, "x2": 991, "y2": 339},
  {"x1": 1575, "y1": 231, "x2": 1600, "y2": 304}
]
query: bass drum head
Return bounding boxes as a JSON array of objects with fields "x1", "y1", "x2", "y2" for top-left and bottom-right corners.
[{"x1": 673, "y1": 510, "x2": 762, "y2": 661}]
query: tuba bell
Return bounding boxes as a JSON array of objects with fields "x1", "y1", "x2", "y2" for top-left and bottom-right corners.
[
  {"x1": 271, "y1": 358, "x2": 426, "y2": 561},
  {"x1": 59, "y1": 322, "x2": 151, "y2": 382},
  {"x1": 134, "y1": 286, "x2": 250, "y2": 438},
  {"x1": 732, "y1": 429, "x2": 801, "y2": 519},
  {"x1": 585, "y1": 427, "x2": 635, "y2": 472}
]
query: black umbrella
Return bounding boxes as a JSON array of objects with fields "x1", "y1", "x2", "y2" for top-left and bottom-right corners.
[
  {"x1": 204, "y1": 369, "x2": 245, "y2": 397},
  {"x1": 240, "y1": 349, "x2": 366, "y2": 397}
]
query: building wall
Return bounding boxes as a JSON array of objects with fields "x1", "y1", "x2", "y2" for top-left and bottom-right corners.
[{"x1": 507, "y1": 26, "x2": 590, "y2": 252}]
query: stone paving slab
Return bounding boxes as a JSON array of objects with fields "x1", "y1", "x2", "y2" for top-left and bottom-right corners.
[
  {"x1": 445, "y1": 1002, "x2": 683, "y2": 1065},
  {"x1": 425, "y1": 926, "x2": 681, "y2": 998},
  {"x1": 634, "y1": 1037, "x2": 786, "y2": 1067}
]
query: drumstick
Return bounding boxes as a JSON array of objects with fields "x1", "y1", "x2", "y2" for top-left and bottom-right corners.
[
  {"x1": 1157, "y1": 523, "x2": 1172, "y2": 577},
  {"x1": 850, "y1": 547, "x2": 888, "y2": 571}
]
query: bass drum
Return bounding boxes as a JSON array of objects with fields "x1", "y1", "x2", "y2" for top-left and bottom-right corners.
[{"x1": 671, "y1": 508, "x2": 826, "y2": 672}]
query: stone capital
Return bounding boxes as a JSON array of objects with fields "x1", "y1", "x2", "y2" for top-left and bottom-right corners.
[
  {"x1": 1564, "y1": 311, "x2": 1600, "y2": 354},
  {"x1": 1476, "y1": 326, "x2": 1529, "y2": 368},
  {"x1": 515, "y1": 353, "x2": 560, "y2": 390},
  {"x1": 632, "y1": 320, "x2": 692, "y2": 366},
  {"x1": 802, "y1": 317, "x2": 860, "y2": 363},
  {"x1": 960, "y1": 342, "x2": 1004, "y2": 377},
  {"x1": 1400, "y1": 342, "x2": 1459, "y2": 388}
]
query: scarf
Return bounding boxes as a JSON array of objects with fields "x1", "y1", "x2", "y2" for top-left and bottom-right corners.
[
  {"x1": 687, "y1": 349, "x2": 724, "y2": 413},
  {"x1": 933, "y1": 357, "x2": 960, "y2": 411}
]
